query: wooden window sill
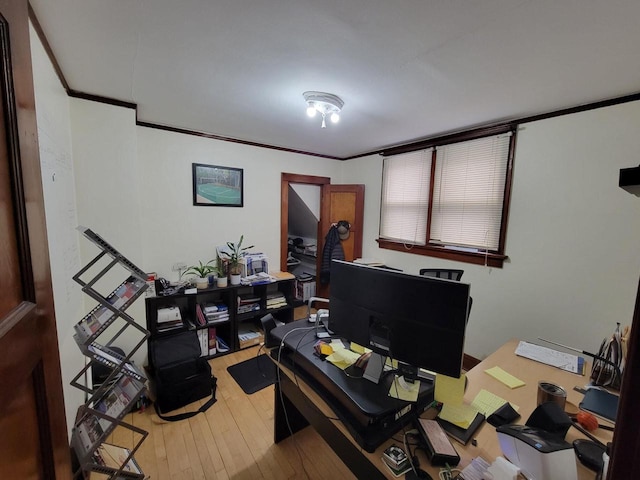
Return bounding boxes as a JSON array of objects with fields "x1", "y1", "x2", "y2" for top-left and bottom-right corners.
[{"x1": 376, "y1": 239, "x2": 507, "y2": 268}]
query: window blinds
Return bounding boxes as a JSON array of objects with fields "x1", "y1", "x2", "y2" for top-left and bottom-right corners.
[
  {"x1": 430, "y1": 134, "x2": 511, "y2": 250},
  {"x1": 379, "y1": 149, "x2": 432, "y2": 245}
]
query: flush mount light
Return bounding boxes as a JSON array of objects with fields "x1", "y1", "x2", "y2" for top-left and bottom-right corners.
[{"x1": 303, "y1": 91, "x2": 344, "y2": 128}]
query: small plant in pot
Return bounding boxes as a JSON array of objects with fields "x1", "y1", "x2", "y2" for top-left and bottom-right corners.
[
  {"x1": 184, "y1": 260, "x2": 216, "y2": 289},
  {"x1": 221, "y1": 235, "x2": 254, "y2": 286},
  {"x1": 213, "y1": 257, "x2": 228, "y2": 288}
]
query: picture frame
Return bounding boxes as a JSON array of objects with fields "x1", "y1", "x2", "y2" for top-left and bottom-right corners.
[{"x1": 192, "y1": 163, "x2": 244, "y2": 207}]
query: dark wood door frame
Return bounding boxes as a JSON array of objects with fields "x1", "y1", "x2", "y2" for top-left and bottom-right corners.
[
  {"x1": 280, "y1": 173, "x2": 330, "y2": 274},
  {"x1": 0, "y1": 0, "x2": 72, "y2": 477}
]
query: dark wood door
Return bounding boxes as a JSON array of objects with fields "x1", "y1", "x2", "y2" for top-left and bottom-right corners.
[{"x1": 0, "y1": 1, "x2": 71, "y2": 478}]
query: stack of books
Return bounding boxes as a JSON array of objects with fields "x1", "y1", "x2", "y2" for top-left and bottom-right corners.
[
  {"x1": 241, "y1": 272, "x2": 274, "y2": 285},
  {"x1": 202, "y1": 303, "x2": 229, "y2": 324},
  {"x1": 266, "y1": 292, "x2": 287, "y2": 310},
  {"x1": 381, "y1": 445, "x2": 412, "y2": 477},
  {"x1": 237, "y1": 294, "x2": 261, "y2": 314},
  {"x1": 156, "y1": 306, "x2": 184, "y2": 333}
]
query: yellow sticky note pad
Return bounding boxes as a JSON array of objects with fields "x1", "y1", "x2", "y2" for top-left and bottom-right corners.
[
  {"x1": 438, "y1": 403, "x2": 479, "y2": 429},
  {"x1": 388, "y1": 376, "x2": 420, "y2": 402},
  {"x1": 471, "y1": 389, "x2": 519, "y2": 416},
  {"x1": 326, "y1": 348, "x2": 361, "y2": 370},
  {"x1": 485, "y1": 366, "x2": 525, "y2": 389},
  {"x1": 434, "y1": 373, "x2": 466, "y2": 405}
]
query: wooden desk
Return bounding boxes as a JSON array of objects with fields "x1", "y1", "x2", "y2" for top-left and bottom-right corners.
[{"x1": 273, "y1": 339, "x2": 613, "y2": 479}]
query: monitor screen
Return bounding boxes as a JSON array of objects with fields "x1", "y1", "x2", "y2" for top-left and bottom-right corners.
[{"x1": 328, "y1": 260, "x2": 470, "y2": 378}]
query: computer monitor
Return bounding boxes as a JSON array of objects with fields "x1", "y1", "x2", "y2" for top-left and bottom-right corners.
[{"x1": 328, "y1": 260, "x2": 470, "y2": 379}]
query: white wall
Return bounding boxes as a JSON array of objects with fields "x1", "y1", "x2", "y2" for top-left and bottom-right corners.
[
  {"x1": 30, "y1": 23, "x2": 85, "y2": 435},
  {"x1": 135, "y1": 128, "x2": 343, "y2": 281},
  {"x1": 343, "y1": 102, "x2": 640, "y2": 360}
]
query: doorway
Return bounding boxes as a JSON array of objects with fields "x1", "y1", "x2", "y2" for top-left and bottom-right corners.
[
  {"x1": 280, "y1": 174, "x2": 330, "y2": 305},
  {"x1": 280, "y1": 173, "x2": 365, "y2": 299}
]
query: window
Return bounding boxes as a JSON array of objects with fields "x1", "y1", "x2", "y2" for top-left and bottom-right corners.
[{"x1": 378, "y1": 128, "x2": 515, "y2": 267}]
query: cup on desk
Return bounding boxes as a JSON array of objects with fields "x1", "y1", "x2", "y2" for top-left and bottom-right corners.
[{"x1": 537, "y1": 381, "x2": 567, "y2": 409}]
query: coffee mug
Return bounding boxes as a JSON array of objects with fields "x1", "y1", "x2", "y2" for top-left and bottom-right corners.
[{"x1": 537, "y1": 381, "x2": 567, "y2": 409}]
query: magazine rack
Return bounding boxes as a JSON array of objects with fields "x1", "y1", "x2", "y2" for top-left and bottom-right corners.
[{"x1": 69, "y1": 227, "x2": 150, "y2": 479}]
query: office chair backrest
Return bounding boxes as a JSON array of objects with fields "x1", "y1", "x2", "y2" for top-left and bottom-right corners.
[{"x1": 419, "y1": 268, "x2": 464, "y2": 281}]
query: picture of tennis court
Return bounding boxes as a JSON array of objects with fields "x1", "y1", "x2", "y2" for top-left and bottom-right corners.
[{"x1": 193, "y1": 164, "x2": 243, "y2": 206}]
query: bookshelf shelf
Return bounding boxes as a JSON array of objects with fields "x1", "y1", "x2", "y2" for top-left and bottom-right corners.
[
  {"x1": 145, "y1": 273, "x2": 295, "y2": 359},
  {"x1": 69, "y1": 227, "x2": 149, "y2": 480}
]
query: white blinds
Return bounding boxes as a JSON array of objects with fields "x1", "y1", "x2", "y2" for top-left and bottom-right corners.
[
  {"x1": 379, "y1": 149, "x2": 432, "y2": 245},
  {"x1": 430, "y1": 134, "x2": 511, "y2": 250}
]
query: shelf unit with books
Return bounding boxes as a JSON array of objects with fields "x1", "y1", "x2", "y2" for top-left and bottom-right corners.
[
  {"x1": 69, "y1": 227, "x2": 149, "y2": 480},
  {"x1": 145, "y1": 272, "x2": 295, "y2": 358}
]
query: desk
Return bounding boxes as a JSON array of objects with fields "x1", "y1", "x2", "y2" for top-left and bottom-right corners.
[{"x1": 272, "y1": 337, "x2": 613, "y2": 479}]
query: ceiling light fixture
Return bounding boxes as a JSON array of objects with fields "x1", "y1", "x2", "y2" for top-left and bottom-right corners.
[{"x1": 303, "y1": 91, "x2": 344, "y2": 128}]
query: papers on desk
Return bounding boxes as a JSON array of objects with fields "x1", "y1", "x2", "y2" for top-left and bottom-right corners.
[{"x1": 515, "y1": 341, "x2": 585, "y2": 374}]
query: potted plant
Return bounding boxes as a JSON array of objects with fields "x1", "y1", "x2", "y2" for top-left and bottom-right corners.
[
  {"x1": 221, "y1": 235, "x2": 254, "y2": 285},
  {"x1": 184, "y1": 260, "x2": 216, "y2": 289},
  {"x1": 213, "y1": 256, "x2": 228, "y2": 288}
]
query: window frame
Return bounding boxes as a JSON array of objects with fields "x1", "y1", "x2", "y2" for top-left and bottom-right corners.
[{"x1": 377, "y1": 123, "x2": 517, "y2": 268}]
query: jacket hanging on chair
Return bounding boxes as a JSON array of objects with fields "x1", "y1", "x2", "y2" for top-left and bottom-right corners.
[{"x1": 320, "y1": 225, "x2": 345, "y2": 284}]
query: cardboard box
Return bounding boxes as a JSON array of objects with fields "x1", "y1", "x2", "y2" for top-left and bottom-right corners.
[{"x1": 238, "y1": 328, "x2": 263, "y2": 349}]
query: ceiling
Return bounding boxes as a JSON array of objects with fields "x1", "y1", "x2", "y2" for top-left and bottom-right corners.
[{"x1": 30, "y1": 0, "x2": 640, "y2": 159}]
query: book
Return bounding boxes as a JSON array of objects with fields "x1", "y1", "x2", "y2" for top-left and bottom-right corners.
[
  {"x1": 198, "y1": 329, "x2": 208, "y2": 356},
  {"x1": 208, "y1": 327, "x2": 217, "y2": 355},
  {"x1": 579, "y1": 388, "x2": 618, "y2": 423},
  {"x1": 436, "y1": 411, "x2": 486, "y2": 445},
  {"x1": 195, "y1": 303, "x2": 207, "y2": 326}
]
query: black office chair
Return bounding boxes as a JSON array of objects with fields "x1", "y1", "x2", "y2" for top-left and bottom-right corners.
[
  {"x1": 419, "y1": 268, "x2": 464, "y2": 281},
  {"x1": 260, "y1": 313, "x2": 284, "y2": 349}
]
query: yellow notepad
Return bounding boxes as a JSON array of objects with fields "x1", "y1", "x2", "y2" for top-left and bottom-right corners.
[
  {"x1": 438, "y1": 403, "x2": 479, "y2": 428},
  {"x1": 471, "y1": 389, "x2": 519, "y2": 416},
  {"x1": 484, "y1": 366, "x2": 525, "y2": 389},
  {"x1": 434, "y1": 373, "x2": 466, "y2": 405}
]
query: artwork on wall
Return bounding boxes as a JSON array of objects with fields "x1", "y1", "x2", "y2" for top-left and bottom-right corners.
[{"x1": 192, "y1": 163, "x2": 244, "y2": 207}]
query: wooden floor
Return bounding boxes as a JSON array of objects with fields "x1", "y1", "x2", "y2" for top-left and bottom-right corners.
[{"x1": 110, "y1": 345, "x2": 356, "y2": 480}]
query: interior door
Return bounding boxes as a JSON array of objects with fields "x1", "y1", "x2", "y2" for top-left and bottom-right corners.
[
  {"x1": 0, "y1": 1, "x2": 71, "y2": 478},
  {"x1": 316, "y1": 184, "x2": 365, "y2": 299}
]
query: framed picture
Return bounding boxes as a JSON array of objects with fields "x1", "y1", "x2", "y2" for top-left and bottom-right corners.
[{"x1": 192, "y1": 163, "x2": 244, "y2": 207}]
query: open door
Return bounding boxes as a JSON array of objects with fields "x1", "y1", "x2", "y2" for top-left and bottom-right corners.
[
  {"x1": 316, "y1": 184, "x2": 365, "y2": 298},
  {"x1": 0, "y1": 2, "x2": 71, "y2": 478},
  {"x1": 280, "y1": 174, "x2": 365, "y2": 299}
]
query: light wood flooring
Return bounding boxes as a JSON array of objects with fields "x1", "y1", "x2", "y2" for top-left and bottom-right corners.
[{"x1": 109, "y1": 345, "x2": 356, "y2": 480}]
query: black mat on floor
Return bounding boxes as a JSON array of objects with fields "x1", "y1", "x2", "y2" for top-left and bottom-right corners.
[{"x1": 227, "y1": 354, "x2": 277, "y2": 394}]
